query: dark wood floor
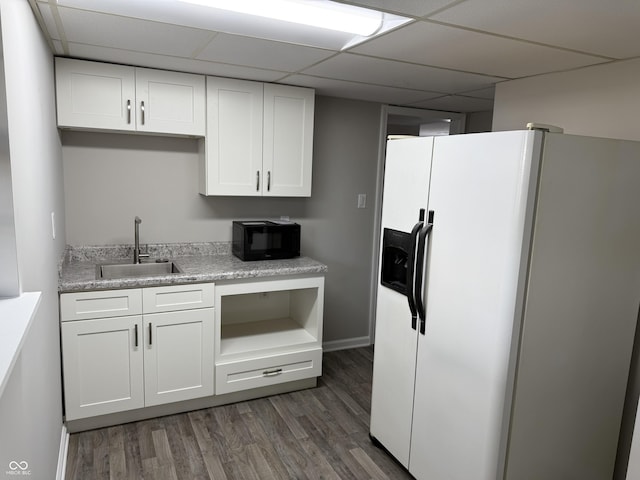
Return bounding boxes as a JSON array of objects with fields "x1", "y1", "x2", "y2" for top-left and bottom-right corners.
[{"x1": 65, "y1": 347, "x2": 414, "y2": 480}]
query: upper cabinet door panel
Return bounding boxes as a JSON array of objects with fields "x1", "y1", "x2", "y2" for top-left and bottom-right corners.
[
  {"x1": 135, "y1": 68, "x2": 205, "y2": 136},
  {"x1": 56, "y1": 57, "x2": 136, "y2": 131},
  {"x1": 203, "y1": 77, "x2": 264, "y2": 196},
  {"x1": 263, "y1": 84, "x2": 315, "y2": 197}
]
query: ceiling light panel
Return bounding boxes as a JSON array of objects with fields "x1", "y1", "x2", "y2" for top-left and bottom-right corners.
[
  {"x1": 56, "y1": 0, "x2": 411, "y2": 50},
  {"x1": 180, "y1": 0, "x2": 384, "y2": 36}
]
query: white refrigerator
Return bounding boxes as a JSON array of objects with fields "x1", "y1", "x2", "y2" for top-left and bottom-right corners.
[{"x1": 370, "y1": 129, "x2": 640, "y2": 480}]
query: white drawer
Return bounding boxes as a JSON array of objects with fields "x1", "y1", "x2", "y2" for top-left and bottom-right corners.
[
  {"x1": 142, "y1": 283, "x2": 214, "y2": 314},
  {"x1": 215, "y1": 348, "x2": 322, "y2": 395},
  {"x1": 60, "y1": 289, "x2": 142, "y2": 322}
]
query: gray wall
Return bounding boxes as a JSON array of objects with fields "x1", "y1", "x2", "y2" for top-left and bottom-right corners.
[
  {"x1": 0, "y1": 23, "x2": 19, "y2": 298},
  {"x1": 492, "y1": 60, "x2": 640, "y2": 480},
  {"x1": 465, "y1": 110, "x2": 493, "y2": 133},
  {"x1": 63, "y1": 95, "x2": 382, "y2": 347},
  {"x1": 0, "y1": 0, "x2": 66, "y2": 478},
  {"x1": 492, "y1": 58, "x2": 640, "y2": 140},
  {"x1": 296, "y1": 96, "x2": 381, "y2": 345}
]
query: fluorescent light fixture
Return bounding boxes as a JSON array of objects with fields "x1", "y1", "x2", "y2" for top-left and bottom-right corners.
[
  {"x1": 179, "y1": 0, "x2": 385, "y2": 36},
  {"x1": 56, "y1": 0, "x2": 413, "y2": 50}
]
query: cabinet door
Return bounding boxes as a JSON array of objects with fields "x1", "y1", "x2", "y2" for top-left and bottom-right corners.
[
  {"x1": 55, "y1": 57, "x2": 136, "y2": 131},
  {"x1": 144, "y1": 308, "x2": 214, "y2": 406},
  {"x1": 61, "y1": 316, "x2": 144, "y2": 421},
  {"x1": 202, "y1": 77, "x2": 263, "y2": 196},
  {"x1": 263, "y1": 84, "x2": 314, "y2": 197},
  {"x1": 135, "y1": 68, "x2": 205, "y2": 136}
]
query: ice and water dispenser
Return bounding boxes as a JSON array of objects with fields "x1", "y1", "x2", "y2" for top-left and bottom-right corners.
[{"x1": 380, "y1": 228, "x2": 411, "y2": 296}]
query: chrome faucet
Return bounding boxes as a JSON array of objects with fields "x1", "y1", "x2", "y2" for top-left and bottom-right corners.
[{"x1": 133, "y1": 216, "x2": 149, "y2": 264}]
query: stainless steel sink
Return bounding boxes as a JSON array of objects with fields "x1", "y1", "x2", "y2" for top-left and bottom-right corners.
[{"x1": 96, "y1": 261, "x2": 182, "y2": 280}]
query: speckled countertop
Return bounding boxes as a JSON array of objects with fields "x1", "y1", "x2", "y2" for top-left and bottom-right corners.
[{"x1": 59, "y1": 242, "x2": 327, "y2": 293}]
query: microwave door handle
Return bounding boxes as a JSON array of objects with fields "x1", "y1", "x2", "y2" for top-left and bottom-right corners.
[
  {"x1": 414, "y1": 220, "x2": 433, "y2": 335},
  {"x1": 406, "y1": 220, "x2": 422, "y2": 330}
]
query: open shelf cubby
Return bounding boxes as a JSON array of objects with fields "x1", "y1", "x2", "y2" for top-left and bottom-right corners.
[{"x1": 215, "y1": 277, "x2": 324, "y2": 360}]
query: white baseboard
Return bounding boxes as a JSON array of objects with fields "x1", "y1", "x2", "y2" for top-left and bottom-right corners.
[
  {"x1": 323, "y1": 336, "x2": 371, "y2": 352},
  {"x1": 56, "y1": 424, "x2": 69, "y2": 480}
]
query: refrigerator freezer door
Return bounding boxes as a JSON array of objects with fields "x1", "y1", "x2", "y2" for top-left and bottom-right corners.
[
  {"x1": 370, "y1": 136, "x2": 434, "y2": 467},
  {"x1": 378, "y1": 137, "x2": 434, "y2": 232},
  {"x1": 408, "y1": 131, "x2": 541, "y2": 480}
]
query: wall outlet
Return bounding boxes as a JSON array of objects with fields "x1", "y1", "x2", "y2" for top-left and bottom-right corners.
[{"x1": 357, "y1": 194, "x2": 367, "y2": 209}]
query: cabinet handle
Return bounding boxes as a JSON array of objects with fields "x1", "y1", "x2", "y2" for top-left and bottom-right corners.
[
  {"x1": 267, "y1": 171, "x2": 271, "y2": 191},
  {"x1": 134, "y1": 323, "x2": 138, "y2": 347},
  {"x1": 256, "y1": 171, "x2": 260, "y2": 191},
  {"x1": 148, "y1": 322, "x2": 152, "y2": 346},
  {"x1": 140, "y1": 101, "x2": 145, "y2": 125},
  {"x1": 263, "y1": 368, "x2": 283, "y2": 377},
  {"x1": 126, "y1": 100, "x2": 131, "y2": 124}
]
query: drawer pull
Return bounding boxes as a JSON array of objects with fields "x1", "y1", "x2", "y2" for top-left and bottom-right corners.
[{"x1": 263, "y1": 368, "x2": 283, "y2": 377}]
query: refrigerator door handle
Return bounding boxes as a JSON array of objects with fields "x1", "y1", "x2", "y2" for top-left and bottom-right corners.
[
  {"x1": 415, "y1": 211, "x2": 434, "y2": 334},
  {"x1": 406, "y1": 217, "x2": 424, "y2": 330}
]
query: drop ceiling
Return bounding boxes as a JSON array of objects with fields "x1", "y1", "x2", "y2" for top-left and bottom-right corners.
[{"x1": 28, "y1": 0, "x2": 640, "y2": 113}]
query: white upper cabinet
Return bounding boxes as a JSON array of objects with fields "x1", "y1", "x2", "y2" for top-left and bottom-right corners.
[
  {"x1": 203, "y1": 77, "x2": 264, "y2": 196},
  {"x1": 201, "y1": 77, "x2": 315, "y2": 197},
  {"x1": 263, "y1": 84, "x2": 315, "y2": 197},
  {"x1": 55, "y1": 58, "x2": 205, "y2": 136},
  {"x1": 56, "y1": 58, "x2": 136, "y2": 131},
  {"x1": 135, "y1": 67, "x2": 206, "y2": 136}
]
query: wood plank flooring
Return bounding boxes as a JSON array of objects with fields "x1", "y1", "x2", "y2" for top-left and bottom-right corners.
[{"x1": 64, "y1": 347, "x2": 413, "y2": 480}]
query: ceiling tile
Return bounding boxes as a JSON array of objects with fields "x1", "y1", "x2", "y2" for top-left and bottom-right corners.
[
  {"x1": 430, "y1": 0, "x2": 640, "y2": 59},
  {"x1": 34, "y1": 0, "x2": 633, "y2": 112},
  {"x1": 67, "y1": 44, "x2": 288, "y2": 82},
  {"x1": 57, "y1": 6, "x2": 211, "y2": 58},
  {"x1": 301, "y1": 53, "x2": 504, "y2": 93},
  {"x1": 339, "y1": 0, "x2": 461, "y2": 17},
  {"x1": 409, "y1": 95, "x2": 495, "y2": 112},
  {"x1": 283, "y1": 74, "x2": 443, "y2": 104},
  {"x1": 196, "y1": 34, "x2": 336, "y2": 73},
  {"x1": 352, "y1": 21, "x2": 608, "y2": 78},
  {"x1": 459, "y1": 86, "x2": 495, "y2": 99}
]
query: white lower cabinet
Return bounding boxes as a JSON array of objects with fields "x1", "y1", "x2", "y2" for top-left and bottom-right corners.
[
  {"x1": 144, "y1": 308, "x2": 214, "y2": 406},
  {"x1": 61, "y1": 284, "x2": 214, "y2": 421},
  {"x1": 61, "y1": 315, "x2": 144, "y2": 420},
  {"x1": 60, "y1": 275, "x2": 324, "y2": 423},
  {"x1": 215, "y1": 276, "x2": 324, "y2": 394}
]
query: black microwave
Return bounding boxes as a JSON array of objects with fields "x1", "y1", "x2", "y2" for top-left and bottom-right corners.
[{"x1": 232, "y1": 221, "x2": 301, "y2": 261}]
